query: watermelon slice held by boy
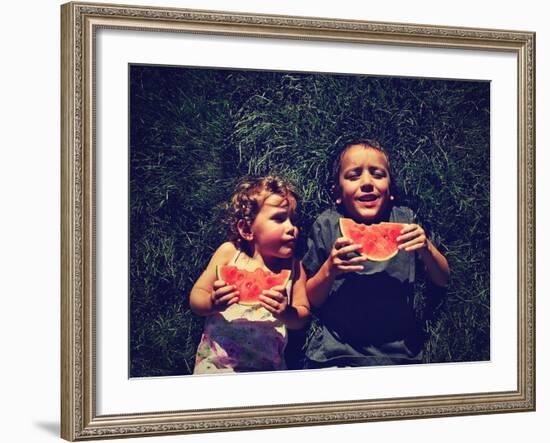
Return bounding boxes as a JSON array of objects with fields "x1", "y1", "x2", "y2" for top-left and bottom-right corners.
[
  {"x1": 339, "y1": 218, "x2": 406, "y2": 262},
  {"x1": 216, "y1": 265, "x2": 292, "y2": 306}
]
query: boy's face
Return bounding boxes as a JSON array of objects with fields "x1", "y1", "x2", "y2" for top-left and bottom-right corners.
[
  {"x1": 250, "y1": 193, "x2": 298, "y2": 259},
  {"x1": 337, "y1": 145, "x2": 391, "y2": 222}
]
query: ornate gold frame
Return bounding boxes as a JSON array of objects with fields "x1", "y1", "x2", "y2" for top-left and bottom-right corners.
[{"x1": 61, "y1": 2, "x2": 536, "y2": 440}]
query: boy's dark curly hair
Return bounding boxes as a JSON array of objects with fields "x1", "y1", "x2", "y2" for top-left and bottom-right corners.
[{"x1": 225, "y1": 175, "x2": 298, "y2": 248}]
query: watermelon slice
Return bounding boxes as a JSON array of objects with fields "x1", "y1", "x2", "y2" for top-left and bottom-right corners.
[
  {"x1": 339, "y1": 218, "x2": 406, "y2": 262},
  {"x1": 216, "y1": 265, "x2": 292, "y2": 306}
]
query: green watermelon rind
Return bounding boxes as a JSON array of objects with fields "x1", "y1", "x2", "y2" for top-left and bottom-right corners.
[
  {"x1": 339, "y1": 218, "x2": 404, "y2": 262},
  {"x1": 215, "y1": 265, "x2": 292, "y2": 306}
]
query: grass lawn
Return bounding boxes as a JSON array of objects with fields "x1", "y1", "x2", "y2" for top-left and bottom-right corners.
[{"x1": 129, "y1": 65, "x2": 490, "y2": 376}]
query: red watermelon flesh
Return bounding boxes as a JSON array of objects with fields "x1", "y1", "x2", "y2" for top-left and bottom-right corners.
[
  {"x1": 339, "y1": 218, "x2": 406, "y2": 262},
  {"x1": 216, "y1": 265, "x2": 292, "y2": 305}
]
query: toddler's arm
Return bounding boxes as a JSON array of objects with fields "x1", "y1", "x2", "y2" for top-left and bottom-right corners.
[
  {"x1": 189, "y1": 242, "x2": 240, "y2": 316},
  {"x1": 260, "y1": 260, "x2": 310, "y2": 329}
]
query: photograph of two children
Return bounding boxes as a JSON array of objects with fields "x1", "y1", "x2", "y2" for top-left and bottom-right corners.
[{"x1": 129, "y1": 64, "x2": 489, "y2": 377}]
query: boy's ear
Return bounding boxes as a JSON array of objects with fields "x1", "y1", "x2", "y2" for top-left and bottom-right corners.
[
  {"x1": 331, "y1": 184, "x2": 342, "y2": 205},
  {"x1": 237, "y1": 219, "x2": 254, "y2": 241}
]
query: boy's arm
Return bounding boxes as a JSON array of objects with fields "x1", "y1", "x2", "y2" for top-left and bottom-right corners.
[
  {"x1": 305, "y1": 259, "x2": 337, "y2": 308},
  {"x1": 398, "y1": 223, "x2": 450, "y2": 287},
  {"x1": 189, "y1": 242, "x2": 239, "y2": 316},
  {"x1": 302, "y1": 217, "x2": 332, "y2": 309},
  {"x1": 306, "y1": 238, "x2": 367, "y2": 308},
  {"x1": 419, "y1": 241, "x2": 450, "y2": 287}
]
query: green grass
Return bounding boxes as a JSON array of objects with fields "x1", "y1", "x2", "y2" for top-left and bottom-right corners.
[{"x1": 129, "y1": 65, "x2": 490, "y2": 376}]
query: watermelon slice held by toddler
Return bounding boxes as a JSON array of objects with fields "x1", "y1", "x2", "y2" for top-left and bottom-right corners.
[
  {"x1": 339, "y1": 218, "x2": 407, "y2": 262},
  {"x1": 216, "y1": 265, "x2": 292, "y2": 306}
]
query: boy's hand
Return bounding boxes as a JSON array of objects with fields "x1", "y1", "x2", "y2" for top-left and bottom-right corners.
[
  {"x1": 328, "y1": 237, "x2": 368, "y2": 276},
  {"x1": 211, "y1": 280, "x2": 239, "y2": 311},
  {"x1": 397, "y1": 224, "x2": 428, "y2": 252},
  {"x1": 259, "y1": 285, "x2": 288, "y2": 316}
]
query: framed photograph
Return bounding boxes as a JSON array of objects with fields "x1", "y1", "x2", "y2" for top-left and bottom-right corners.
[{"x1": 61, "y1": 1, "x2": 535, "y2": 440}]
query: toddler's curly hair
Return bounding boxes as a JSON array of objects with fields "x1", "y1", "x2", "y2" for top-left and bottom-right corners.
[{"x1": 226, "y1": 175, "x2": 298, "y2": 247}]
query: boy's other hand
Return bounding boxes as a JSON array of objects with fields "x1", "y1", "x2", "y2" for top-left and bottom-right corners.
[{"x1": 397, "y1": 224, "x2": 428, "y2": 252}]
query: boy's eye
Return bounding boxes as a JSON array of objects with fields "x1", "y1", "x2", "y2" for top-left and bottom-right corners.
[
  {"x1": 370, "y1": 168, "x2": 387, "y2": 178},
  {"x1": 345, "y1": 172, "x2": 361, "y2": 180}
]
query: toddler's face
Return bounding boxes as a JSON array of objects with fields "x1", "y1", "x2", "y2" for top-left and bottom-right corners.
[
  {"x1": 337, "y1": 145, "x2": 391, "y2": 222},
  {"x1": 250, "y1": 193, "x2": 298, "y2": 259}
]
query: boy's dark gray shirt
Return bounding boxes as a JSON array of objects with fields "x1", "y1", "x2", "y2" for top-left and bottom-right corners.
[{"x1": 302, "y1": 206, "x2": 425, "y2": 366}]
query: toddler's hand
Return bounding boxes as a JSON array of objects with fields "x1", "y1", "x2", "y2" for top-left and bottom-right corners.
[
  {"x1": 211, "y1": 280, "x2": 239, "y2": 311},
  {"x1": 259, "y1": 285, "x2": 288, "y2": 317},
  {"x1": 328, "y1": 237, "x2": 368, "y2": 276},
  {"x1": 397, "y1": 224, "x2": 428, "y2": 252}
]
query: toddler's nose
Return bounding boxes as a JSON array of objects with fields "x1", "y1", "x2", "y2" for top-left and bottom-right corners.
[{"x1": 286, "y1": 223, "x2": 297, "y2": 236}]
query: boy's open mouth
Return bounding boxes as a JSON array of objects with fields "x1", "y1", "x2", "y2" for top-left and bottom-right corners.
[{"x1": 357, "y1": 194, "x2": 378, "y2": 202}]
